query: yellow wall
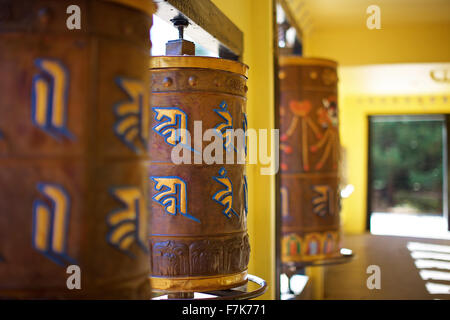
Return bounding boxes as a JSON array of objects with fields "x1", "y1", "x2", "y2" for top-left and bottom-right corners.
[
  {"x1": 304, "y1": 24, "x2": 450, "y2": 66},
  {"x1": 212, "y1": 0, "x2": 276, "y2": 299}
]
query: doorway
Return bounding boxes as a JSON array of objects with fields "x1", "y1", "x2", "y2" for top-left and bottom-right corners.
[{"x1": 368, "y1": 114, "x2": 450, "y2": 239}]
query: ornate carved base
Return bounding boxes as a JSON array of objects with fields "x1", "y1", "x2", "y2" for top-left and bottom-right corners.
[{"x1": 150, "y1": 233, "x2": 250, "y2": 292}]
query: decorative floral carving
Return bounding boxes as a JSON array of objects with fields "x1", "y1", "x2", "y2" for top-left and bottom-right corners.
[
  {"x1": 190, "y1": 240, "x2": 223, "y2": 275},
  {"x1": 151, "y1": 234, "x2": 250, "y2": 277},
  {"x1": 153, "y1": 241, "x2": 189, "y2": 276},
  {"x1": 224, "y1": 237, "x2": 242, "y2": 273}
]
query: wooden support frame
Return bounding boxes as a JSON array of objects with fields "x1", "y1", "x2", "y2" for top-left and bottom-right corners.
[
  {"x1": 273, "y1": 0, "x2": 282, "y2": 301},
  {"x1": 154, "y1": 0, "x2": 244, "y2": 61},
  {"x1": 277, "y1": 0, "x2": 303, "y2": 42}
]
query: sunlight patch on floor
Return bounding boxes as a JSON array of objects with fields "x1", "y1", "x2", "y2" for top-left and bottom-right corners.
[
  {"x1": 414, "y1": 259, "x2": 450, "y2": 270},
  {"x1": 407, "y1": 241, "x2": 450, "y2": 295},
  {"x1": 410, "y1": 251, "x2": 450, "y2": 261},
  {"x1": 425, "y1": 282, "x2": 450, "y2": 295},
  {"x1": 419, "y1": 270, "x2": 450, "y2": 281}
]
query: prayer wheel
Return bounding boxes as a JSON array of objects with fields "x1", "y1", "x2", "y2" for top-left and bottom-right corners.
[
  {"x1": 149, "y1": 56, "x2": 250, "y2": 293},
  {"x1": 279, "y1": 56, "x2": 341, "y2": 264},
  {"x1": 0, "y1": 0, "x2": 155, "y2": 298}
]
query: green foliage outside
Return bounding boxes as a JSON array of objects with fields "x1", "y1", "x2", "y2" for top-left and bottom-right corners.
[{"x1": 370, "y1": 118, "x2": 444, "y2": 214}]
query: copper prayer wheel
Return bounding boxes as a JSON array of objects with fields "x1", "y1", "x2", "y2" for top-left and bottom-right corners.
[
  {"x1": 279, "y1": 56, "x2": 341, "y2": 264},
  {"x1": 149, "y1": 56, "x2": 250, "y2": 293},
  {"x1": 0, "y1": 0, "x2": 155, "y2": 298}
]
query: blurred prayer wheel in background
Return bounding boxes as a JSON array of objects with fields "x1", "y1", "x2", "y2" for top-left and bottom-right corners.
[
  {"x1": 279, "y1": 56, "x2": 341, "y2": 264},
  {"x1": 149, "y1": 56, "x2": 250, "y2": 293},
  {"x1": 0, "y1": 0, "x2": 155, "y2": 298}
]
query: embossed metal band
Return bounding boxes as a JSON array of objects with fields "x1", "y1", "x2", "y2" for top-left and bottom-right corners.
[
  {"x1": 279, "y1": 56, "x2": 337, "y2": 68},
  {"x1": 151, "y1": 270, "x2": 248, "y2": 292},
  {"x1": 104, "y1": 0, "x2": 156, "y2": 16},
  {"x1": 150, "y1": 56, "x2": 249, "y2": 78}
]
